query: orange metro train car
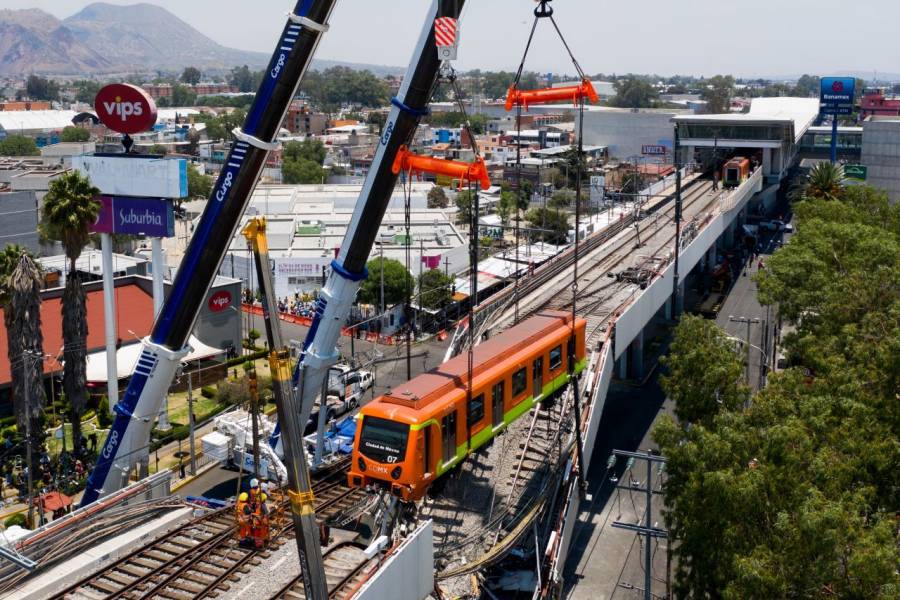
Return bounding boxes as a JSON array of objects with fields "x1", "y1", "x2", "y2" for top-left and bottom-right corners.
[{"x1": 348, "y1": 310, "x2": 587, "y2": 501}]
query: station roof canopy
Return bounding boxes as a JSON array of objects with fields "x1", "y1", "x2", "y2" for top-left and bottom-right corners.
[{"x1": 673, "y1": 97, "x2": 820, "y2": 145}]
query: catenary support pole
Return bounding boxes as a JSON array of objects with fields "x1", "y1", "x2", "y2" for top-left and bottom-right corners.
[{"x1": 100, "y1": 233, "x2": 118, "y2": 415}]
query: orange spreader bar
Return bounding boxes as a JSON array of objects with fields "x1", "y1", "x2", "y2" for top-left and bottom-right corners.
[
  {"x1": 505, "y1": 78, "x2": 599, "y2": 112},
  {"x1": 391, "y1": 145, "x2": 491, "y2": 190}
]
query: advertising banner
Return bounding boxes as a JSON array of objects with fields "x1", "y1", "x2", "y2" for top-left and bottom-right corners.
[
  {"x1": 820, "y1": 77, "x2": 856, "y2": 116},
  {"x1": 91, "y1": 195, "x2": 175, "y2": 237},
  {"x1": 73, "y1": 154, "x2": 188, "y2": 198},
  {"x1": 94, "y1": 83, "x2": 158, "y2": 135},
  {"x1": 641, "y1": 144, "x2": 668, "y2": 156}
]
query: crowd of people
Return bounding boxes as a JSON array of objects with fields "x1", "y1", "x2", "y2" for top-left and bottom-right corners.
[{"x1": 276, "y1": 296, "x2": 318, "y2": 319}]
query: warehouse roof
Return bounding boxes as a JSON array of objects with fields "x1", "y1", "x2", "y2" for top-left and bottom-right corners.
[{"x1": 0, "y1": 110, "x2": 77, "y2": 132}]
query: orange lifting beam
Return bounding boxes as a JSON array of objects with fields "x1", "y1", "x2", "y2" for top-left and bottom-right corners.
[
  {"x1": 391, "y1": 144, "x2": 491, "y2": 190},
  {"x1": 505, "y1": 78, "x2": 599, "y2": 112}
]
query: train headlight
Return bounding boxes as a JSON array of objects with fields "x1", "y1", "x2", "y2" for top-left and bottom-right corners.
[
  {"x1": 357, "y1": 457, "x2": 366, "y2": 472},
  {"x1": 391, "y1": 466, "x2": 402, "y2": 480}
]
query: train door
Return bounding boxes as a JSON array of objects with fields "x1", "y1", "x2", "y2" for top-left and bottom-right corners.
[
  {"x1": 423, "y1": 424, "x2": 434, "y2": 478},
  {"x1": 533, "y1": 357, "x2": 543, "y2": 399},
  {"x1": 491, "y1": 381, "x2": 504, "y2": 427},
  {"x1": 441, "y1": 411, "x2": 457, "y2": 464}
]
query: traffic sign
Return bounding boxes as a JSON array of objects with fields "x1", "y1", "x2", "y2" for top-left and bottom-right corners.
[{"x1": 844, "y1": 164, "x2": 867, "y2": 181}]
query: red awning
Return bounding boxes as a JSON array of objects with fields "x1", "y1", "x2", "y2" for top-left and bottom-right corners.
[{"x1": 33, "y1": 491, "x2": 72, "y2": 512}]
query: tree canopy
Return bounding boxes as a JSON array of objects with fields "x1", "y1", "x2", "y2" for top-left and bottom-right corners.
[
  {"x1": 418, "y1": 268, "x2": 453, "y2": 310},
  {"x1": 655, "y1": 183, "x2": 900, "y2": 599},
  {"x1": 25, "y1": 75, "x2": 59, "y2": 101},
  {"x1": 300, "y1": 67, "x2": 390, "y2": 112},
  {"x1": 180, "y1": 66, "x2": 202, "y2": 85},
  {"x1": 427, "y1": 186, "x2": 449, "y2": 209},
  {"x1": 61, "y1": 126, "x2": 90, "y2": 143},
  {"x1": 282, "y1": 139, "x2": 326, "y2": 185},
  {"x1": 187, "y1": 163, "x2": 212, "y2": 200},
  {"x1": 701, "y1": 74, "x2": 735, "y2": 114},
  {"x1": 610, "y1": 76, "x2": 659, "y2": 108},
  {"x1": 358, "y1": 257, "x2": 414, "y2": 307},
  {"x1": 0, "y1": 135, "x2": 39, "y2": 156},
  {"x1": 525, "y1": 207, "x2": 569, "y2": 245}
]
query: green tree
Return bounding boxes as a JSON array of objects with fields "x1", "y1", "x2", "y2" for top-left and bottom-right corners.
[
  {"x1": 147, "y1": 144, "x2": 168, "y2": 155},
  {"x1": 610, "y1": 76, "x2": 659, "y2": 108},
  {"x1": 655, "y1": 186, "x2": 900, "y2": 599},
  {"x1": 171, "y1": 84, "x2": 197, "y2": 107},
  {"x1": 795, "y1": 161, "x2": 846, "y2": 201},
  {"x1": 367, "y1": 111, "x2": 387, "y2": 135},
  {"x1": 282, "y1": 158, "x2": 325, "y2": 184},
  {"x1": 60, "y1": 126, "x2": 90, "y2": 143},
  {"x1": 283, "y1": 139, "x2": 326, "y2": 165},
  {"x1": 300, "y1": 67, "x2": 390, "y2": 112},
  {"x1": 358, "y1": 257, "x2": 414, "y2": 307},
  {"x1": 455, "y1": 190, "x2": 474, "y2": 224},
  {"x1": 498, "y1": 190, "x2": 518, "y2": 225},
  {"x1": 229, "y1": 65, "x2": 257, "y2": 93},
  {"x1": 26, "y1": 75, "x2": 59, "y2": 101},
  {"x1": 701, "y1": 74, "x2": 735, "y2": 114},
  {"x1": 418, "y1": 268, "x2": 453, "y2": 310},
  {"x1": 427, "y1": 185, "x2": 448, "y2": 209},
  {"x1": 548, "y1": 190, "x2": 574, "y2": 209},
  {"x1": 660, "y1": 315, "x2": 749, "y2": 427},
  {"x1": 187, "y1": 163, "x2": 212, "y2": 201},
  {"x1": 73, "y1": 80, "x2": 102, "y2": 104},
  {"x1": 180, "y1": 66, "x2": 202, "y2": 85},
  {"x1": 525, "y1": 207, "x2": 569, "y2": 244},
  {"x1": 40, "y1": 171, "x2": 101, "y2": 454},
  {"x1": 0, "y1": 135, "x2": 39, "y2": 156},
  {"x1": 5, "y1": 252, "x2": 45, "y2": 475}
]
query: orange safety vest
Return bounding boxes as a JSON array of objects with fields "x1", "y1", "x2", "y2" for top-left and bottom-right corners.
[{"x1": 236, "y1": 500, "x2": 251, "y2": 538}]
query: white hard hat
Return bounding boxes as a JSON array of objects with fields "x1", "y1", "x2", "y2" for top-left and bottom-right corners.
[{"x1": 250, "y1": 478, "x2": 259, "y2": 488}]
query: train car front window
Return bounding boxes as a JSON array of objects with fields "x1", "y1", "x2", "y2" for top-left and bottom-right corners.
[{"x1": 360, "y1": 416, "x2": 409, "y2": 464}]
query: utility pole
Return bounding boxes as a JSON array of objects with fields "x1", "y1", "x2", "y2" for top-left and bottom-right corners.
[
  {"x1": 672, "y1": 124, "x2": 683, "y2": 317},
  {"x1": 611, "y1": 449, "x2": 668, "y2": 600},
  {"x1": 379, "y1": 242, "x2": 385, "y2": 331},
  {"x1": 248, "y1": 368, "x2": 260, "y2": 478},
  {"x1": 730, "y1": 315, "x2": 761, "y2": 386},
  {"x1": 186, "y1": 367, "x2": 196, "y2": 476}
]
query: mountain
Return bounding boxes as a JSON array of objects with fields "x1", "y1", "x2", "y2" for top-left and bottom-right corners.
[
  {"x1": 0, "y1": 8, "x2": 113, "y2": 75},
  {"x1": 61, "y1": 2, "x2": 269, "y2": 73}
]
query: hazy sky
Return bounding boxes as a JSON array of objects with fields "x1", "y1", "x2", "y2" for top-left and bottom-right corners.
[{"x1": 2, "y1": 0, "x2": 896, "y2": 78}]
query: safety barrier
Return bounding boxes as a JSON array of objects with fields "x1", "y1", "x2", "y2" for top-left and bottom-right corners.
[{"x1": 241, "y1": 303, "x2": 400, "y2": 346}]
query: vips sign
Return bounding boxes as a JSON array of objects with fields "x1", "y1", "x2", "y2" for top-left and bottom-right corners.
[
  {"x1": 820, "y1": 77, "x2": 856, "y2": 116},
  {"x1": 91, "y1": 195, "x2": 175, "y2": 238},
  {"x1": 207, "y1": 290, "x2": 233, "y2": 312},
  {"x1": 94, "y1": 84, "x2": 158, "y2": 135}
]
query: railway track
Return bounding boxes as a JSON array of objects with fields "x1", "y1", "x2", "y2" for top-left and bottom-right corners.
[
  {"x1": 268, "y1": 542, "x2": 372, "y2": 600},
  {"x1": 55, "y1": 468, "x2": 362, "y2": 600}
]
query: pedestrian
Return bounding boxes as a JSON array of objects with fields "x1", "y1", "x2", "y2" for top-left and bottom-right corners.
[
  {"x1": 89, "y1": 432, "x2": 98, "y2": 452},
  {"x1": 712, "y1": 170, "x2": 719, "y2": 191}
]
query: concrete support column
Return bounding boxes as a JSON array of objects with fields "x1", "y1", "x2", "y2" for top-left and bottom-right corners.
[
  {"x1": 724, "y1": 220, "x2": 735, "y2": 247},
  {"x1": 706, "y1": 245, "x2": 717, "y2": 269},
  {"x1": 617, "y1": 352, "x2": 628, "y2": 380},
  {"x1": 674, "y1": 280, "x2": 685, "y2": 317},
  {"x1": 100, "y1": 233, "x2": 118, "y2": 415},
  {"x1": 762, "y1": 148, "x2": 772, "y2": 179},
  {"x1": 630, "y1": 329, "x2": 644, "y2": 381},
  {"x1": 664, "y1": 296, "x2": 673, "y2": 320}
]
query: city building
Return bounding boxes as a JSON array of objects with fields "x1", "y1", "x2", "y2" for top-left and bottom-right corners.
[
  {"x1": 0, "y1": 101, "x2": 51, "y2": 111},
  {"x1": 218, "y1": 183, "x2": 467, "y2": 298},
  {"x1": 860, "y1": 88, "x2": 900, "y2": 118},
  {"x1": 861, "y1": 116, "x2": 900, "y2": 203},
  {"x1": 0, "y1": 189, "x2": 39, "y2": 252},
  {"x1": 285, "y1": 100, "x2": 327, "y2": 135}
]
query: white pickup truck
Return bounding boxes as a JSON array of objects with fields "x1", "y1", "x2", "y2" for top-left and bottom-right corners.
[{"x1": 301, "y1": 365, "x2": 374, "y2": 433}]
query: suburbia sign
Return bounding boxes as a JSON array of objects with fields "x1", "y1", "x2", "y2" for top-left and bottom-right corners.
[
  {"x1": 208, "y1": 290, "x2": 233, "y2": 312},
  {"x1": 91, "y1": 195, "x2": 175, "y2": 237},
  {"x1": 94, "y1": 83, "x2": 158, "y2": 134}
]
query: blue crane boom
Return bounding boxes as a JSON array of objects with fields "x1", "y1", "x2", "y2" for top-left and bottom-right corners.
[{"x1": 83, "y1": 0, "x2": 338, "y2": 506}]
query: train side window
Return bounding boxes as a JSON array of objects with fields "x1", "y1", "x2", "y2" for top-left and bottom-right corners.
[
  {"x1": 467, "y1": 394, "x2": 485, "y2": 427},
  {"x1": 549, "y1": 345, "x2": 563, "y2": 371},
  {"x1": 511, "y1": 367, "x2": 527, "y2": 398}
]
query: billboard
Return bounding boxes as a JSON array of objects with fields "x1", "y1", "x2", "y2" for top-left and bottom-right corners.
[
  {"x1": 641, "y1": 144, "x2": 668, "y2": 156},
  {"x1": 94, "y1": 83, "x2": 158, "y2": 135},
  {"x1": 820, "y1": 77, "x2": 856, "y2": 116},
  {"x1": 91, "y1": 195, "x2": 175, "y2": 237},
  {"x1": 73, "y1": 154, "x2": 188, "y2": 198}
]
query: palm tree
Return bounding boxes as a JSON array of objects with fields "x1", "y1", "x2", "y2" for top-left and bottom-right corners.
[
  {"x1": 40, "y1": 171, "x2": 100, "y2": 456},
  {"x1": 793, "y1": 162, "x2": 846, "y2": 202},
  {"x1": 3, "y1": 251, "x2": 45, "y2": 491}
]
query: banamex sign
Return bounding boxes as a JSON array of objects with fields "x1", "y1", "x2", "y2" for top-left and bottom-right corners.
[
  {"x1": 208, "y1": 291, "x2": 233, "y2": 313},
  {"x1": 94, "y1": 83, "x2": 158, "y2": 134}
]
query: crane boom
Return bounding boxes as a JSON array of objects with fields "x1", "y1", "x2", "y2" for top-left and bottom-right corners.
[
  {"x1": 242, "y1": 218, "x2": 327, "y2": 600},
  {"x1": 289, "y1": 0, "x2": 468, "y2": 440},
  {"x1": 82, "y1": 0, "x2": 338, "y2": 506}
]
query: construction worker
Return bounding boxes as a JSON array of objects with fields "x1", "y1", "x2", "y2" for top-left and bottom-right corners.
[
  {"x1": 236, "y1": 492, "x2": 251, "y2": 546},
  {"x1": 250, "y1": 492, "x2": 271, "y2": 549},
  {"x1": 248, "y1": 478, "x2": 261, "y2": 502}
]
